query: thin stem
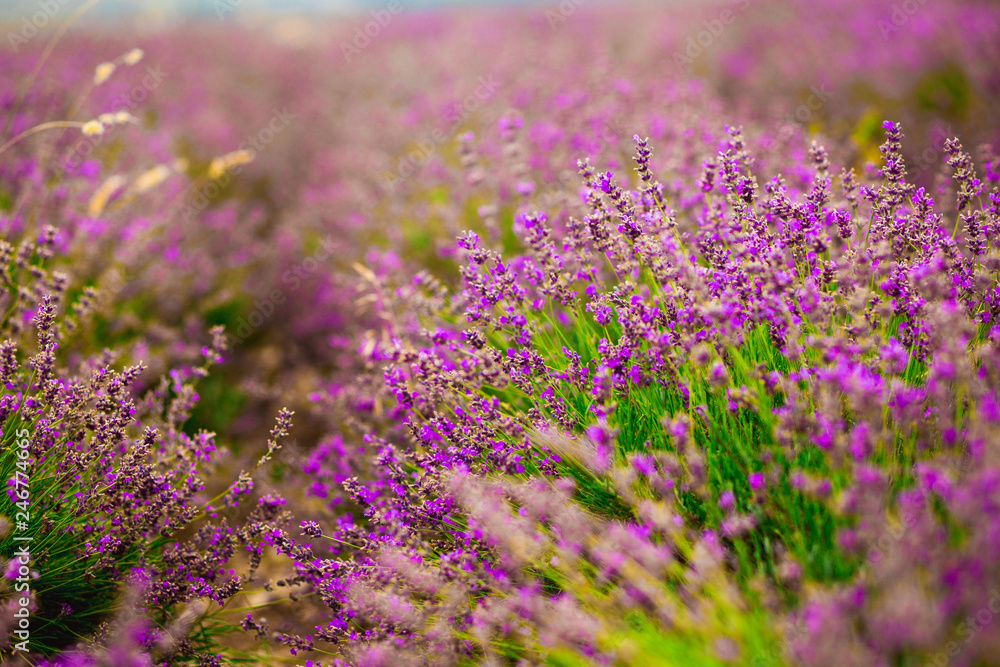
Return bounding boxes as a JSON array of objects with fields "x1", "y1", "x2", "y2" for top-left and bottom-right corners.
[
  {"x1": 0, "y1": 121, "x2": 87, "y2": 158},
  {"x1": 0, "y1": 0, "x2": 106, "y2": 144}
]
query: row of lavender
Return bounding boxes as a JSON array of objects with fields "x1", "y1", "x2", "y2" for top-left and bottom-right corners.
[{"x1": 1, "y1": 0, "x2": 1000, "y2": 664}]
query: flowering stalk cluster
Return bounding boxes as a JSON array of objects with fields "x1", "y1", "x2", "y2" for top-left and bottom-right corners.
[
  {"x1": 287, "y1": 119, "x2": 1000, "y2": 666},
  {"x1": 0, "y1": 142, "x2": 299, "y2": 667}
]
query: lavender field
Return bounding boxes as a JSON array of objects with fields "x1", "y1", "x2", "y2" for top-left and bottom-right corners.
[{"x1": 1, "y1": 0, "x2": 1000, "y2": 664}]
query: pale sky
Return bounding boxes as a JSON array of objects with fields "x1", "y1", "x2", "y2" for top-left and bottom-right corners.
[{"x1": 0, "y1": 0, "x2": 551, "y2": 19}]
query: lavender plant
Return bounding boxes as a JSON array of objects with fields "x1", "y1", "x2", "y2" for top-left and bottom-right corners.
[
  {"x1": 0, "y1": 166, "x2": 302, "y2": 667},
  {"x1": 273, "y1": 118, "x2": 1000, "y2": 666}
]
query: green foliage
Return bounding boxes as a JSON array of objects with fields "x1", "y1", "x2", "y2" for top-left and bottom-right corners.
[{"x1": 0, "y1": 420, "x2": 141, "y2": 653}]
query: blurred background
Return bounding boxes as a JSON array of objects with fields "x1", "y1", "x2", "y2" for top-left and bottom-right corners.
[{"x1": 0, "y1": 0, "x2": 558, "y2": 18}]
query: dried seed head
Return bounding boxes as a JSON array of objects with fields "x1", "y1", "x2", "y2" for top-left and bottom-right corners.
[
  {"x1": 94, "y1": 62, "x2": 116, "y2": 85},
  {"x1": 88, "y1": 175, "x2": 126, "y2": 216},
  {"x1": 207, "y1": 149, "x2": 254, "y2": 179},
  {"x1": 134, "y1": 165, "x2": 173, "y2": 193},
  {"x1": 81, "y1": 120, "x2": 105, "y2": 137},
  {"x1": 122, "y1": 48, "x2": 144, "y2": 66}
]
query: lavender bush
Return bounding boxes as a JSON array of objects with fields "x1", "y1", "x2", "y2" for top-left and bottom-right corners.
[
  {"x1": 0, "y1": 230, "x2": 304, "y2": 663},
  {"x1": 277, "y1": 116, "x2": 1000, "y2": 665},
  {"x1": 0, "y1": 56, "x2": 311, "y2": 663}
]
